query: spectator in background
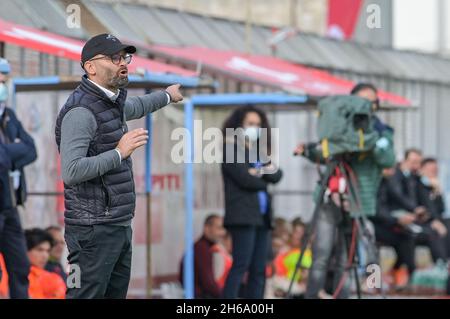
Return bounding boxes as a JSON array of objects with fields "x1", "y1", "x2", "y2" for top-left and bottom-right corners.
[
  {"x1": 419, "y1": 158, "x2": 446, "y2": 221},
  {"x1": 0, "y1": 254, "x2": 8, "y2": 298},
  {"x1": 0, "y1": 57, "x2": 37, "y2": 299},
  {"x1": 0, "y1": 143, "x2": 10, "y2": 297},
  {"x1": 373, "y1": 168, "x2": 416, "y2": 289},
  {"x1": 25, "y1": 228, "x2": 65, "y2": 299},
  {"x1": 272, "y1": 217, "x2": 290, "y2": 245},
  {"x1": 290, "y1": 217, "x2": 306, "y2": 248},
  {"x1": 271, "y1": 237, "x2": 288, "y2": 263},
  {"x1": 386, "y1": 150, "x2": 447, "y2": 264},
  {"x1": 0, "y1": 142, "x2": 11, "y2": 211},
  {"x1": 376, "y1": 149, "x2": 427, "y2": 288},
  {"x1": 45, "y1": 226, "x2": 67, "y2": 282},
  {"x1": 180, "y1": 214, "x2": 227, "y2": 298},
  {"x1": 374, "y1": 150, "x2": 447, "y2": 288},
  {"x1": 417, "y1": 158, "x2": 448, "y2": 261},
  {"x1": 268, "y1": 217, "x2": 291, "y2": 278},
  {"x1": 265, "y1": 218, "x2": 290, "y2": 298},
  {"x1": 272, "y1": 217, "x2": 312, "y2": 298},
  {"x1": 221, "y1": 105, "x2": 283, "y2": 299},
  {"x1": 385, "y1": 149, "x2": 424, "y2": 216},
  {"x1": 211, "y1": 231, "x2": 233, "y2": 292}
]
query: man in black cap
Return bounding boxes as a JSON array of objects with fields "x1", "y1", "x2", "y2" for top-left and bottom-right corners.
[{"x1": 55, "y1": 34, "x2": 183, "y2": 299}]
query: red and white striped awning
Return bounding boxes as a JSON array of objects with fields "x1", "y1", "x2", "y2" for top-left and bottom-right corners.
[
  {"x1": 150, "y1": 45, "x2": 411, "y2": 107},
  {"x1": 0, "y1": 18, "x2": 197, "y2": 77}
]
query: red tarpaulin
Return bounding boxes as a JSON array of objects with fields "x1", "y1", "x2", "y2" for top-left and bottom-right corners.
[
  {"x1": 326, "y1": 0, "x2": 364, "y2": 40},
  {"x1": 0, "y1": 18, "x2": 197, "y2": 77},
  {"x1": 151, "y1": 45, "x2": 411, "y2": 107}
]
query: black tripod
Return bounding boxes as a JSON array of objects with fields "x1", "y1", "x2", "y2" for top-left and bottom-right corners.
[{"x1": 286, "y1": 157, "x2": 379, "y2": 299}]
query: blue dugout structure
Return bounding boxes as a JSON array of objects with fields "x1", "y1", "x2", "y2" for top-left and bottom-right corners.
[{"x1": 181, "y1": 93, "x2": 309, "y2": 299}]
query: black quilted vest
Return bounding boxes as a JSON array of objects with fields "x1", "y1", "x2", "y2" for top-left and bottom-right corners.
[{"x1": 55, "y1": 76, "x2": 135, "y2": 225}]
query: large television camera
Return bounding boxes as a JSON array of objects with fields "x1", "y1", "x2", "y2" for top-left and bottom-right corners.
[{"x1": 316, "y1": 95, "x2": 378, "y2": 158}]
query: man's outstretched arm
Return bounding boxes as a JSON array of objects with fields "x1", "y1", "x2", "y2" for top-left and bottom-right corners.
[{"x1": 124, "y1": 84, "x2": 183, "y2": 120}]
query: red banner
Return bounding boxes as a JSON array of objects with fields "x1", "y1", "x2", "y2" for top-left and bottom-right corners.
[{"x1": 326, "y1": 0, "x2": 364, "y2": 40}]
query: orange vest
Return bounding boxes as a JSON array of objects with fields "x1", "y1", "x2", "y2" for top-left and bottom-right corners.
[
  {"x1": 28, "y1": 265, "x2": 66, "y2": 299},
  {"x1": 274, "y1": 248, "x2": 312, "y2": 282},
  {"x1": 0, "y1": 254, "x2": 8, "y2": 298},
  {"x1": 211, "y1": 244, "x2": 233, "y2": 289}
]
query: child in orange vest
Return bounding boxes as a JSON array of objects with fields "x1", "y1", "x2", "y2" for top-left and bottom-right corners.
[
  {"x1": 0, "y1": 254, "x2": 8, "y2": 298},
  {"x1": 25, "y1": 228, "x2": 65, "y2": 299}
]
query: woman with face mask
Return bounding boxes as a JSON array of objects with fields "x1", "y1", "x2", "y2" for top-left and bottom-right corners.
[
  {"x1": 221, "y1": 105, "x2": 283, "y2": 299},
  {"x1": 0, "y1": 82, "x2": 8, "y2": 106},
  {"x1": 0, "y1": 58, "x2": 10, "y2": 117}
]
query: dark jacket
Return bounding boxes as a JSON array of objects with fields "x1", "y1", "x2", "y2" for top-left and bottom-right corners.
[
  {"x1": 221, "y1": 142, "x2": 283, "y2": 228},
  {"x1": 383, "y1": 166, "x2": 421, "y2": 213},
  {"x1": 0, "y1": 106, "x2": 37, "y2": 211},
  {"x1": 0, "y1": 143, "x2": 10, "y2": 172},
  {"x1": 179, "y1": 236, "x2": 222, "y2": 298},
  {"x1": 419, "y1": 182, "x2": 445, "y2": 220},
  {"x1": 373, "y1": 177, "x2": 401, "y2": 228},
  {"x1": 55, "y1": 76, "x2": 135, "y2": 225},
  {"x1": 373, "y1": 167, "x2": 428, "y2": 230},
  {"x1": 0, "y1": 143, "x2": 11, "y2": 210}
]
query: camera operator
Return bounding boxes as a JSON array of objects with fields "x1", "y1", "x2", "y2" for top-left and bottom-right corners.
[{"x1": 293, "y1": 83, "x2": 396, "y2": 299}]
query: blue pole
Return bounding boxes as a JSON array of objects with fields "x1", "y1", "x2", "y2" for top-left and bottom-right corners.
[
  {"x1": 144, "y1": 78, "x2": 153, "y2": 298},
  {"x1": 145, "y1": 112, "x2": 153, "y2": 298},
  {"x1": 145, "y1": 113, "x2": 152, "y2": 191},
  {"x1": 183, "y1": 100, "x2": 195, "y2": 299},
  {"x1": 11, "y1": 81, "x2": 16, "y2": 111}
]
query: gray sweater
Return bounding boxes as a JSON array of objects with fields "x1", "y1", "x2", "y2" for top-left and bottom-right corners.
[{"x1": 60, "y1": 91, "x2": 169, "y2": 187}]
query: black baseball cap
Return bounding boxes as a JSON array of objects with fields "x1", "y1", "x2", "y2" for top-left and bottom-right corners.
[{"x1": 81, "y1": 33, "x2": 136, "y2": 67}]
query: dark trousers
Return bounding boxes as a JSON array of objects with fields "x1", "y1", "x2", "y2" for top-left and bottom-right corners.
[
  {"x1": 444, "y1": 218, "x2": 450, "y2": 258},
  {"x1": 374, "y1": 224, "x2": 416, "y2": 274},
  {"x1": 0, "y1": 208, "x2": 30, "y2": 299},
  {"x1": 223, "y1": 225, "x2": 269, "y2": 299},
  {"x1": 306, "y1": 203, "x2": 349, "y2": 299},
  {"x1": 65, "y1": 224, "x2": 132, "y2": 299},
  {"x1": 415, "y1": 223, "x2": 447, "y2": 262}
]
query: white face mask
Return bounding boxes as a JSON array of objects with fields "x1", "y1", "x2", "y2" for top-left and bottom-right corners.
[
  {"x1": 420, "y1": 176, "x2": 431, "y2": 187},
  {"x1": 0, "y1": 82, "x2": 8, "y2": 102},
  {"x1": 244, "y1": 126, "x2": 261, "y2": 142}
]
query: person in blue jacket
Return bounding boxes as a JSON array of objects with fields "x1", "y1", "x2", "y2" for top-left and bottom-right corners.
[
  {"x1": 0, "y1": 58, "x2": 37, "y2": 298},
  {"x1": 0, "y1": 143, "x2": 12, "y2": 213}
]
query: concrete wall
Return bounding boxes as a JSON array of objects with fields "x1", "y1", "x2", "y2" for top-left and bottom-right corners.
[{"x1": 94, "y1": 0, "x2": 328, "y2": 34}]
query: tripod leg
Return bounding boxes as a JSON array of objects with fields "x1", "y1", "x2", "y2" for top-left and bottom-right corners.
[
  {"x1": 353, "y1": 233, "x2": 362, "y2": 299},
  {"x1": 286, "y1": 161, "x2": 338, "y2": 298},
  {"x1": 338, "y1": 163, "x2": 362, "y2": 298},
  {"x1": 355, "y1": 215, "x2": 385, "y2": 298},
  {"x1": 333, "y1": 208, "x2": 360, "y2": 299},
  {"x1": 334, "y1": 164, "x2": 362, "y2": 299},
  {"x1": 286, "y1": 197, "x2": 322, "y2": 298}
]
